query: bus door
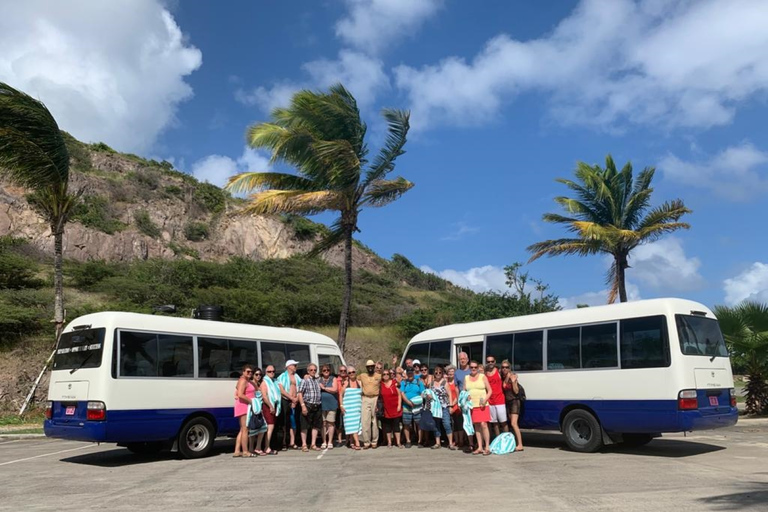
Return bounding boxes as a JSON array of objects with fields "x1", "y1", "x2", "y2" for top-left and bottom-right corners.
[{"x1": 453, "y1": 335, "x2": 484, "y2": 365}]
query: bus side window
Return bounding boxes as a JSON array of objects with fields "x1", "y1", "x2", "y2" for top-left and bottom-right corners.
[
  {"x1": 486, "y1": 334, "x2": 513, "y2": 366},
  {"x1": 620, "y1": 316, "x2": 670, "y2": 369},
  {"x1": 120, "y1": 331, "x2": 158, "y2": 377},
  {"x1": 514, "y1": 330, "x2": 543, "y2": 371},
  {"x1": 403, "y1": 342, "x2": 429, "y2": 368}
]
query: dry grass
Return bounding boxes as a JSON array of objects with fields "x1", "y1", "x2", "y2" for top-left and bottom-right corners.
[{"x1": 303, "y1": 325, "x2": 403, "y2": 367}]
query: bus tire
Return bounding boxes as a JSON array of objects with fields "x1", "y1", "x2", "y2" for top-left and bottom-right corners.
[
  {"x1": 125, "y1": 442, "x2": 164, "y2": 455},
  {"x1": 562, "y1": 409, "x2": 604, "y2": 453},
  {"x1": 178, "y1": 416, "x2": 215, "y2": 459},
  {"x1": 622, "y1": 433, "x2": 654, "y2": 447}
]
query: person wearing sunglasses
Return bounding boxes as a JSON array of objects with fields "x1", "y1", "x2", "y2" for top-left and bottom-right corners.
[
  {"x1": 335, "y1": 366, "x2": 348, "y2": 447},
  {"x1": 501, "y1": 360, "x2": 525, "y2": 451},
  {"x1": 318, "y1": 365, "x2": 338, "y2": 450},
  {"x1": 380, "y1": 369, "x2": 403, "y2": 448},
  {"x1": 339, "y1": 366, "x2": 362, "y2": 450},
  {"x1": 484, "y1": 356, "x2": 507, "y2": 439},
  {"x1": 430, "y1": 365, "x2": 456, "y2": 450},
  {"x1": 248, "y1": 368, "x2": 268, "y2": 455},
  {"x1": 277, "y1": 359, "x2": 302, "y2": 450},
  {"x1": 298, "y1": 364, "x2": 323, "y2": 452},
  {"x1": 233, "y1": 364, "x2": 256, "y2": 457},
  {"x1": 465, "y1": 361, "x2": 492, "y2": 455},
  {"x1": 399, "y1": 367, "x2": 424, "y2": 448},
  {"x1": 259, "y1": 365, "x2": 280, "y2": 455}
]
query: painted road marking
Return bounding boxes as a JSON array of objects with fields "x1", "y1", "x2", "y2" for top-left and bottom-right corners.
[{"x1": 0, "y1": 444, "x2": 95, "y2": 466}]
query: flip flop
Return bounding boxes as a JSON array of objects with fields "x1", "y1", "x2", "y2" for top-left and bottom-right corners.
[
  {"x1": 302, "y1": 446, "x2": 309, "y2": 452},
  {"x1": 311, "y1": 446, "x2": 322, "y2": 451},
  {"x1": 232, "y1": 454, "x2": 243, "y2": 458}
]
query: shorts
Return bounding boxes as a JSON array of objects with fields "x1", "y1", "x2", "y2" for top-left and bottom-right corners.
[
  {"x1": 506, "y1": 399, "x2": 521, "y2": 416},
  {"x1": 471, "y1": 405, "x2": 491, "y2": 424},
  {"x1": 322, "y1": 410, "x2": 337, "y2": 423},
  {"x1": 402, "y1": 410, "x2": 421, "y2": 426},
  {"x1": 300, "y1": 404, "x2": 323, "y2": 431},
  {"x1": 451, "y1": 411, "x2": 463, "y2": 432},
  {"x1": 489, "y1": 404, "x2": 507, "y2": 423},
  {"x1": 382, "y1": 416, "x2": 401, "y2": 434},
  {"x1": 262, "y1": 404, "x2": 276, "y2": 425}
]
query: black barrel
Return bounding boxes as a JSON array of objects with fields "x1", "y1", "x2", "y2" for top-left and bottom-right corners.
[{"x1": 194, "y1": 305, "x2": 224, "y2": 321}]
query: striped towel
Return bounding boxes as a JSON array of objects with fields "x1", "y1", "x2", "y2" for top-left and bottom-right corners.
[
  {"x1": 489, "y1": 432, "x2": 517, "y2": 454},
  {"x1": 342, "y1": 386, "x2": 363, "y2": 435},
  {"x1": 409, "y1": 395, "x2": 423, "y2": 414},
  {"x1": 263, "y1": 376, "x2": 282, "y2": 416},
  {"x1": 422, "y1": 389, "x2": 443, "y2": 419},
  {"x1": 458, "y1": 390, "x2": 475, "y2": 436},
  {"x1": 247, "y1": 391, "x2": 268, "y2": 436}
]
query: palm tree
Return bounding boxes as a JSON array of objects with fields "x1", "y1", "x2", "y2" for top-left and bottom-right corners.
[
  {"x1": 227, "y1": 84, "x2": 413, "y2": 354},
  {"x1": 714, "y1": 302, "x2": 768, "y2": 415},
  {"x1": 0, "y1": 82, "x2": 79, "y2": 339},
  {"x1": 527, "y1": 155, "x2": 691, "y2": 303}
]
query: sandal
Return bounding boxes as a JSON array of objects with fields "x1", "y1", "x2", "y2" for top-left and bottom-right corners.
[
  {"x1": 483, "y1": 450, "x2": 491, "y2": 456},
  {"x1": 352, "y1": 444, "x2": 361, "y2": 450},
  {"x1": 311, "y1": 446, "x2": 322, "y2": 452},
  {"x1": 254, "y1": 450, "x2": 265, "y2": 456},
  {"x1": 290, "y1": 444, "x2": 300, "y2": 450},
  {"x1": 301, "y1": 446, "x2": 309, "y2": 452},
  {"x1": 320, "y1": 443, "x2": 327, "y2": 449},
  {"x1": 471, "y1": 449, "x2": 483, "y2": 455},
  {"x1": 232, "y1": 453, "x2": 243, "y2": 458},
  {"x1": 264, "y1": 449, "x2": 278, "y2": 456},
  {"x1": 245, "y1": 452, "x2": 258, "y2": 457}
]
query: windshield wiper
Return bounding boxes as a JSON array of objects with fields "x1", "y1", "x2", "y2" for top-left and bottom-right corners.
[{"x1": 69, "y1": 351, "x2": 94, "y2": 374}]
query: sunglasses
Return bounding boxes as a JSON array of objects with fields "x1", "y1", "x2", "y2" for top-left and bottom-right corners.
[
  {"x1": 254, "y1": 372, "x2": 262, "y2": 376},
  {"x1": 502, "y1": 365, "x2": 510, "y2": 369},
  {"x1": 383, "y1": 372, "x2": 391, "y2": 376},
  {"x1": 244, "y1": 370, "x2": 253, "y2": 374},
  {"x1": 308, "y1": 368, "x2": 317, "y2": 372},
  {"x1": 322, "y1": 369, "x2": 330, "y2": 372},
  {"x1": 266, "y1": 370, "x2": 275, "y2": 373},
  {"x1": 421, "y1": 368, "x2": 428, "y2": 372},
  {"x1": 349, "y1": 371, "x2": 357, "y2": 374},
  {"x1": 469, "y1": 366, "x2": 478, "y2": 369},
  {"x1": 486, "y1": 361, "x2": 495, "y2": 364}
]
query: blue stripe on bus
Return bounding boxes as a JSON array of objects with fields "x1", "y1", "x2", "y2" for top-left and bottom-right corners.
[{"x1": 45, "y1": 405, "x2": 239, "y2": 443}]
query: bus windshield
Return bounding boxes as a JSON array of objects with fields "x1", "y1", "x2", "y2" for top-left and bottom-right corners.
[
  {"x1": 53, "y1": 328, "x2": 106, "y2": 371},
  {"x1": 676, "y1": 315, "x2": 728, "y2": 358}
]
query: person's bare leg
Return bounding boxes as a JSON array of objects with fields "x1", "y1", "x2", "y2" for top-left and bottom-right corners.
[
  {"x1": 481, "y1": 423, "x2": 490, "y2": 452},
  {"x1": 265, "y1": 424, "x2": 275, "y2": 453},
  {"x1": 511, "y1": 413, "x2": 524, "y2": 450},
  {"x1": 473, "y1": 427, "x2": 483, "y2": 453}
]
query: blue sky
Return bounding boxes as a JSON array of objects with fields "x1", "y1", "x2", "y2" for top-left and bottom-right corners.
[{"x1": 2, "y1": 0, "x2": 768, "y2": 308}]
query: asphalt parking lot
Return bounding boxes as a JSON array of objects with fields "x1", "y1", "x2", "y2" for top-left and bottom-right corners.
[{"x1": 2, "y1": 420, "x2": 767, "y2": 512}]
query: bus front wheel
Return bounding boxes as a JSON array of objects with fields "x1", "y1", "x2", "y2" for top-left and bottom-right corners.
[
  {"x1": 562, "y1": 409, "x2": 604, "y2": 453},
  {"x1": 178, "y1": 417, "x2": 215, "y2": 459}
]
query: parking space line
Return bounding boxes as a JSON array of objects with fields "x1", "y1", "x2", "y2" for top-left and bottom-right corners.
[
  {"x1": 0, "y1": 444, "x2": 95, "y2": 466},
  {"x1": 317, "y1": 447, "x2": 328, "y2": 460}
]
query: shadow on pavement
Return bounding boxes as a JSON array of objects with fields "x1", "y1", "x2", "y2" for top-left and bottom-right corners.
[
  {"x1": 60, "y1": 438, "x2": 239, "y2": 467},
  {"x1": 697, "y1": 482, "x2": 768, "y2": 510},
  {"x1": 521, "y1": 431, "x2": 726, "y2": 458}
]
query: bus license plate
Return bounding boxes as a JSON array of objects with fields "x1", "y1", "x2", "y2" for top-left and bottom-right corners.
[
  {"x1": 709, "y1": 396, "x2": 719, "y2": 407},
  {"x1": 65, "y1": 406, "x2": 75, "y2": 416}
]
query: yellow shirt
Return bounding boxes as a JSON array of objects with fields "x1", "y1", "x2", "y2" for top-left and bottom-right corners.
[
  {"x1": 359, "y1": 372, "x2": 381, "y2": 397},
  {"x1": 464, "y1": 374, "x2": 487, "y2": 407}
]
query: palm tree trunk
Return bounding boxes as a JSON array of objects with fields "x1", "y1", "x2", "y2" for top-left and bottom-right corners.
[
  {"x1": 53, "y1": 226, "x2": 65, "y2": 340},
  {"x1": 337, "y1": 227, "x2": 353, "y2": 355},
  {"x1": 616, "y1": 253, "x2": 628, "y2": 303}
]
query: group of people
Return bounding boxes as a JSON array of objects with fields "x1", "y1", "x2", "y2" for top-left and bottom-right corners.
[{"x1": 233, "y1": 352, "x2": 525, "y2": 457}]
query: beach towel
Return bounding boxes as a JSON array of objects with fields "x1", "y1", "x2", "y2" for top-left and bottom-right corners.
[
  {"x1": 489, "y1": 432, "x2": 517, "y2": 454},
  {"x1": 422, "y1": 389, "x2": 443, "y2": 419},
  {"x1": 247, "y1": 391, "x2": 268, "y2": 436},
  {"x1": 263, "y1": 375, "x2": 282, "y2": 416},
  {"x1": 458, "y1": 390, "x2": 475, "y2": 436},
  {"x1": 342, "y1": 386, "x2": 363, "y2": 435}
]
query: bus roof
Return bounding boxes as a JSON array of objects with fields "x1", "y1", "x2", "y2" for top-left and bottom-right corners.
[
  {"x1": 409, "y1": 298, "x2": 713, "y2": 343},
  {"x1": 63, "y1": 311, "x2": 339, "y2": 347}
]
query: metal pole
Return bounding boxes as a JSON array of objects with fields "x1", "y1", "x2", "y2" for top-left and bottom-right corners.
[{"x1": 19, "y1": 349, "x2": 56, "y2": 416}]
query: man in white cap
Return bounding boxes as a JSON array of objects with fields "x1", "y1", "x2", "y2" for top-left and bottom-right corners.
[
  {"x1": 278, "y1": 359, "x2": 302, "y2": 449},
  {"x1": 359, "y1": 359, "x2": 382, "y2": 449}
]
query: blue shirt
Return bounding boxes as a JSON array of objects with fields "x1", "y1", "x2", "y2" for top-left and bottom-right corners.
[
  {"x1": 455, "y1": 368, "x2": 471, "y2": 392},
  {"x1": 400, "y1": 379, "x2": 425, "y2": 401}
]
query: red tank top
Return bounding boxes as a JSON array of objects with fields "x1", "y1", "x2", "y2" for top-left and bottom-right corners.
[
  {"x1": 486, "y1": 370, "x2": 505, "y2": 405},
  {"x1": 380, "y1": 381, "x2": 402, "y2": 418}
]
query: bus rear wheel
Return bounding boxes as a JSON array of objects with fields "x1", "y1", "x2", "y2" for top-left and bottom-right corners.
[
  {"x1": 125, "y1": 442, "x2": 164, "y2": 455},
  {"x1": 562, "y1": 409, "x2": 604, "y2": 453},
  {"x1": 622, "y1": 433, "x2": 654, "y2": 447},
  {"x1": 178, "y1": 417, "x2": 215, "y2": 459}
]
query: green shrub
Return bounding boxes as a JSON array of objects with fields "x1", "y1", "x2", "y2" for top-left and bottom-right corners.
[
  {"x1": 134, "y1": 210, "x2": 161, "y2": 238},
  {"x1": 163, "y1": 185, "x2": 183, "y2": 199},
  {"x1": 168, "y1": 242, "x2": 200, "y2": 259},
  {"x1": 89, "y1": 142, "x2": 115, "y2": 153},
  {"x1": 61, "y1": 131, "x2": 93, "y2": 172},
  {"x1": 281, "y1": 214, "x2": 330, "y2": 241},
  {"x1": 133, "y1": 170, "x2": 160, "y2": 191},
  {"x1": 0, "y1": 238, "x2": 43, "y2": 289},
  {"x1": 70, "y1": 195, "x2": 127, "y2": 234},
  {"x1": 193, "y1": 182, "x2": 228, "y2": 213},
  {"x1": 387, "y1": 253, "x2": 447, "y2": 291},
  {"x1": 184, "y1": 222, "x2": 209, "y2": 242},
  {"x1": 67, "y1": 260, "x2": 118, "y2": 288}
]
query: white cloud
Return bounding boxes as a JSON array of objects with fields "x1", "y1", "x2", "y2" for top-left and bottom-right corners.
[
  {"x1": 441, "y1": 221, "x2": 479, "y2": 241},
  {"x1": 0, "y1": 0, "x2": 202, "y2": 153},
  {"x1": 723, "y1": 262, "x2": 768, "y2": 306},
  {"x1": 395, "y1": 0, "x2": 768, "y2": 131},
  {"x1": 659, "y1": 142, "x2": 768, "y2": 201},
  {"x1": 190, "y1": 147, "x2": 271, "y2": 189},
  {"x1": 559, "y1": 282, "x2": 642, "y2": 310},
  {"x1": 236, "y1": 50, "x2": 388, "y2": 112},
  {"x1": 421, "y1": 264, "x2": 507, "y2": 293},
  {"x1": 630, "y1": 237, "x2": 704, "y2": 291},
  {"x1": 335, "y1": 0, "x2": 444, "y2": 54}
]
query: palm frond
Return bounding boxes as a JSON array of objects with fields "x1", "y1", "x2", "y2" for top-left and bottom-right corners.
[
  {"x1": 636, "y1": 199, "x2": 691, "y2": 230},
  {"x1": 361, "y1": 177, "x2": 414, "y2": 207},
  {"x1": 307, "y1": 218, "x2": 346, "y2": 257},
  {"x1": 364, "y1": 109, "x2": 410, "y2": 185},
  {"x1": 225, "y1": 172, "x2": 318, "y2": 195},
  {"x1": 238, "y1": 189, "x2": 343, "y2": 216},
  {"x1": 0, "y1": 82, "x2": 69, "y2": 187},
  {"x1": 526, "y1": 238, "x2": 606, "y2": 262},
  {"x1": 606, "y1": 260, "x2": 620, "y2": 304}
]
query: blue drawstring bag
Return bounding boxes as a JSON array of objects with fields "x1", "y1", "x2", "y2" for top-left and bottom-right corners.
[
  {"x1": 420, "y1": 409, "x2": 437, "y2": 431},
  {"x1": 489, "y1": 432, "x2": 517, "y2": 454}
]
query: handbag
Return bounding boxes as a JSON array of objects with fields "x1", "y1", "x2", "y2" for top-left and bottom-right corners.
[
  {"x1": 248, "y1": 411, "x2": 265, "y2": 431},
  {"x1": 419, "y1": 408, "x2": 437, "y2": 431}
]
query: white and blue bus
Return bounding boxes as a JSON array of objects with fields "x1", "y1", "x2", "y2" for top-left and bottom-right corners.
[
  {"x1": 402, "y1": 298, "x2": 738, "y2": 452},
  {"x1": 44, "y1": 312, "x2": 345, "y2": 458}
]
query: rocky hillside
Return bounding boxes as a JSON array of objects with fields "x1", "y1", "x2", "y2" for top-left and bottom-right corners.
[{"x1": 0, "y1": 134, "x2": 382, "y2": 271}]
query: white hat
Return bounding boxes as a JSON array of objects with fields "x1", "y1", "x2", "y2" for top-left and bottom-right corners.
[
  {"x1": 285, "y1": 359, "x2": 299, "y2": 367},
  {"x1": 412, "y1": 359, "x2": 421, "y2": 366}
]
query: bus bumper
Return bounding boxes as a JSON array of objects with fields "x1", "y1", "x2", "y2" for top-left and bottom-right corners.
[
  {"x1": 678, "y1": 407, "x2": 739, "y2": 431},
  {"x1": 44, "y1": 420, "x2": 108, "y2": 442}
]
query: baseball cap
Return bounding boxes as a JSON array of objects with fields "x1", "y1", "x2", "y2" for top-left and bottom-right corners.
[
  {"x1": 285, "y1": 359, "x2": 299, "y2": 367},
  {"x1": 412, "y1": 359, "x2": 421, "y2": 366},
  {"x1": 365, "y1": 359, "x2": 375, "y2": 366}
]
